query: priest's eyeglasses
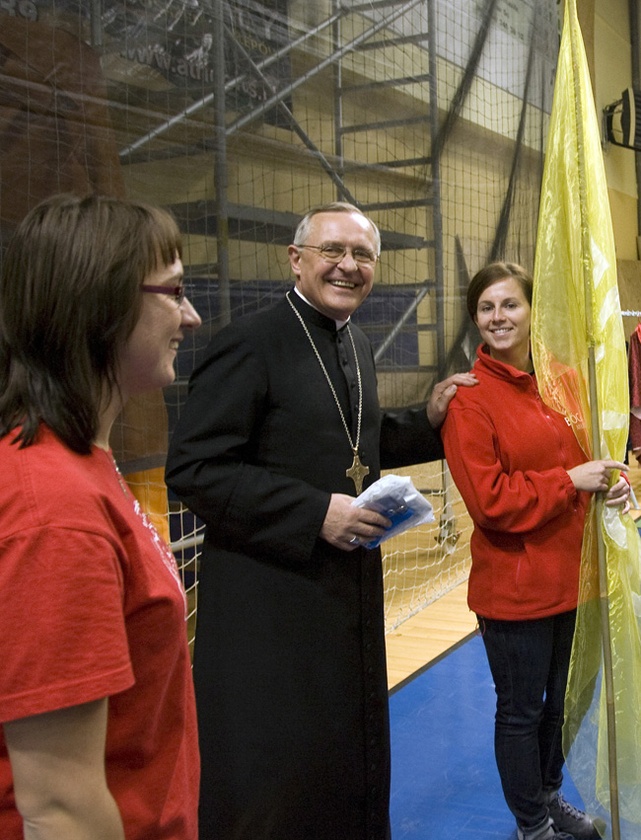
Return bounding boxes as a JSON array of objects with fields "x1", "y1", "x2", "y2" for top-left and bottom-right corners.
[
  {"x1": 297, "y1": 243, "x2": 378, "y2": 267},
  {"x1": 141, "y1": 284, "x2": 186, "y2": 304}
]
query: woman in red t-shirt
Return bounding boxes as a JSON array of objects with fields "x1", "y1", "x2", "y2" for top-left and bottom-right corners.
[{"x1": 0, "y1": 194, "x2": 202, "y2": 839}]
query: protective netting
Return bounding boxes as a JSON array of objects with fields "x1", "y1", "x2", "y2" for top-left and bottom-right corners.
[{"x1": 0, "y1": 0, "x2": 559, "y2": 640}]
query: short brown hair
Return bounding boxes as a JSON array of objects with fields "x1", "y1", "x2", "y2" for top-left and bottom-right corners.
[
  {"x1": 467, "y1": 261, "x2": 533, "y2": 321},
  {"x1": 0, "y1": 193, "x2": 182, "y2": 453}
]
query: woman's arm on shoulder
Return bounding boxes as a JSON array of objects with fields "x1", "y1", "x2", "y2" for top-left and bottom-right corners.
[{"x1": 5, "y1": 698, "x2": 125, "y2": 840}]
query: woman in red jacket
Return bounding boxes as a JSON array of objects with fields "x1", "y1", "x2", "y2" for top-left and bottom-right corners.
[{"x1": 442, "y1": 262, "x2": 630, "y2": 840}]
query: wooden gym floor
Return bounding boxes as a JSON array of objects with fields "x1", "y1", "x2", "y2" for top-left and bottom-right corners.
[{"x1": 386, "y1": 582, "x2": 476, "y2": 691}]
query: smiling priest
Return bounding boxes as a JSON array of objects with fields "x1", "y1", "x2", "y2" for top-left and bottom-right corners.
[{"x1": 166, "y1": 201, "x2": 477, "y2": 840}]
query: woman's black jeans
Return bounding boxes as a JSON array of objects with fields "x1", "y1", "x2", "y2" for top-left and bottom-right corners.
[{"x1": 478, "y1": 609, "x2": 577, "y2": 831}]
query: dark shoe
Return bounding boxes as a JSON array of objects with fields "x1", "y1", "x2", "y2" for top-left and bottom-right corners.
[
  {"x1": 548, "y1": 792, "x2": 606, "y2": 840},
  {"x1": 516, "y1": 816, "x2": 575, "y2": 840},
  {"x1": 516, "y1": 825, "x2": 576, "y2": 840}
]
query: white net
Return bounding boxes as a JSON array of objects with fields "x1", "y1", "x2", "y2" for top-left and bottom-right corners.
[{"x1": 0, "y1": 0, "x2": 559, "y2": 643}]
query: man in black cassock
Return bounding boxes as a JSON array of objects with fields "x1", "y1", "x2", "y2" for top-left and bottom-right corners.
[{"x1": 166, "y1": 202, "x2": 476, "y2": 840}]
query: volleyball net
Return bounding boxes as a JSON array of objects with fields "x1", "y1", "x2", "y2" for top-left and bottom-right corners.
[{"x1": 0, "y1": 0, "x2": 558, "y2": 639}]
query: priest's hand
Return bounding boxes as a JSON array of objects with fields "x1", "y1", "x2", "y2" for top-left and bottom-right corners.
[
  {"x1": 321, "y1": 493, "x2": 391, "y2": 551},
  {"x1": 426, "y1": 372, "x2": 478, "y2": 428}
]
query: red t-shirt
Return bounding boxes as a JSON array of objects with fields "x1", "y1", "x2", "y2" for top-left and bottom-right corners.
[{"x1": 0, "y1": 426, "x2": 199, "y2": 839}]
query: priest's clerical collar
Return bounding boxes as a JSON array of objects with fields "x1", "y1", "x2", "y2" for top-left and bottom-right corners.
[{"x1": 292, "y1": 286, "x2": 351, "y2": 329}]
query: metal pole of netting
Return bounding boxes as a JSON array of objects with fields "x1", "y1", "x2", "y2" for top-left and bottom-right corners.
[
  {"x1": 213, "y1": 0, "x2": 231, "y2": 327},
  {"x1": 373, "y1": 0, "x2": 446, "y2": 370},
  {"x1": 570, "y1": 5, "x2": 621, "y2": 833},
  {"x1": 587, "y1": 351, "x2": 621, "y2": 840},
  {"x1": 90, "y1": 0, "x2": 102, "y2": 48},
  {"x1": 427, "y1": 0, "x2": 445, "y2": 381},
  {"x1": 414, "y1": 0, "x2": 499, "y2": 390},
  {"x1": 489, "y1": 4, "x2": 537, "y2": 264},
  {"x1": 373, "y1": 288, "x2": 430, "y2": 364},
  {"x1": 629, "y1": 0, "x2": 641, "y2": 245}
]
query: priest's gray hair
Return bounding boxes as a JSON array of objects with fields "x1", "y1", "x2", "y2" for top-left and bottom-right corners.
[{"x1": 293, "y1": 202, "x2": 381, "y2": 256}]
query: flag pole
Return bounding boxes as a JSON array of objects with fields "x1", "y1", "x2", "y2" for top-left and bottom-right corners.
[
  {"x1": 568, "y1": 0, "x2": 621, "y2": 834},
  {"x1": 587, "y1": 349, "x2": 621, "y2": 840}
]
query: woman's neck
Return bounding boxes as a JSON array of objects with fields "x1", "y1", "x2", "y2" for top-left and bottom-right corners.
[
  {"x1": 94, "y1": 416, "x2": 116, "y2": 451},
  {"x1": 94, "y1": 387, "x2": 125, "y2": 450},
  {"x1": 489, "y1": 346, "x2": 533, "y2": 373}
]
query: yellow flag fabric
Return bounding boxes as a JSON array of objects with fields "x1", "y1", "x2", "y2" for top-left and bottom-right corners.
[{"x1": 531, "y1": 0, "x2": 641, "y2": 835}]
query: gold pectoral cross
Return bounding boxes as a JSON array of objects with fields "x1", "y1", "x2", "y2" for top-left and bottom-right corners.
[{"x1": 346, "y1": 448, "x2": 369, "y2": 495}]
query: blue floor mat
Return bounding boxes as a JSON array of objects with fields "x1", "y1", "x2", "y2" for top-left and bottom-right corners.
[{"x1": 389, "y1": 634, "x2": 583, "y2": 839}]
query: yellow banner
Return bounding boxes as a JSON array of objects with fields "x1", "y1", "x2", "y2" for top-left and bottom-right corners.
[{"x1": 531, "y1": 0, "x2": 641, "y2": 835}]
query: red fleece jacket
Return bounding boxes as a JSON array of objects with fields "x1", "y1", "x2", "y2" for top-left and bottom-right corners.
[{"x1": 442, "y1": 345, "x2": 589, "y2": 621}]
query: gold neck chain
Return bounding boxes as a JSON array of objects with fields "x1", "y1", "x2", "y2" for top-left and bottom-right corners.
[{"x1": 286, "y1": 292, "x2": 370, "y2": 494}]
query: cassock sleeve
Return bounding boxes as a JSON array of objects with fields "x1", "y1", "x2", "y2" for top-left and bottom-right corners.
[
  {"x1": 379, "y1": 406, "x2": 444, "y2": 469},
  {"x1": 166, "y1": 327, "x2": 330, "y2": 565}
]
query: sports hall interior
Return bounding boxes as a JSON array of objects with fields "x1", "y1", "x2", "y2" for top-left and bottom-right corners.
[{"x1": 1, "y1": 0, "x2": 640, "y2": 836}]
